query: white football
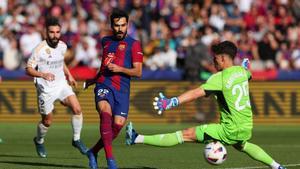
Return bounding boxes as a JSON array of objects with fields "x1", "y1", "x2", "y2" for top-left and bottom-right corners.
[{"x1": 204, "y1": 141, "x2": 227, "y2": 165}]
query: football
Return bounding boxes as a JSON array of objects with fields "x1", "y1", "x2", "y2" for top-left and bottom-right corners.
[{"x1": 204, "y1": 141, "x2": 227, "y2": 165}]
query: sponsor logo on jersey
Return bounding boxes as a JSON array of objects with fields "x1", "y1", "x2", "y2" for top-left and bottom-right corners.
[{"x1": 104, "y1": 52, "x2": 116, "y2": 66}]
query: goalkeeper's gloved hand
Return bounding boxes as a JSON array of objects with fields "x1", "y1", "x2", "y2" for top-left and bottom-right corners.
[
  {"x1": 153, "y1": 92, "x2": 179, "y2": 115},
  {"x1": 241, "y1": 58, "x2": 250, "y2": 70}
]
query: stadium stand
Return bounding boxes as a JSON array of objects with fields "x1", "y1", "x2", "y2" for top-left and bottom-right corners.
[{"x1": 0, "y1": 0, "x2": 300, "y2": 81}]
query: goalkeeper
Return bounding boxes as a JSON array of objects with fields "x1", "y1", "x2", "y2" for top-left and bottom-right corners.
[{"x1": 126, "y1": 41, "x2": 286, "y2": 169}]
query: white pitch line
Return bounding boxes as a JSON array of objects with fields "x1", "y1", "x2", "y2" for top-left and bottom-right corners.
[{"x1": 203, "y1": 163, "x2": 300, "y2": 169}]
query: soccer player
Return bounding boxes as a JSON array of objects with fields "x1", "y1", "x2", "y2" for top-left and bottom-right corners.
[
  {"x1": 85, "y1": 9, "x2": 143, "y2": 169},
  {"x1": 126, "y1": 41, "x2": 286, "y2": 169},
  {"x1": 26, "y1": 17, "x2": 88, "y2": 158}
]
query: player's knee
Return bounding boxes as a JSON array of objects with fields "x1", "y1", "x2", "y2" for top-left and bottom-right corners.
[
  {"x1": 114, "y1": 121, "x2": 125, "y2": 127},
  {"x1": 98, "y1": 101, "x2": 111, "y2": 112},
  {"x1": 233, "y1": 142, "x2": 245, "y2": 151},
  {"x1": 114, "y1": 118, "x2": 126, "y2": 126},
  {"x1": 72, "y1": 106, "x2": 82, "y2": 115},
  {"x1": 42, "y1": 119, "x2": 52, "y2": 127},
  {"x1": 182, "y1": 128, "x2": 197, "y2": 141}
]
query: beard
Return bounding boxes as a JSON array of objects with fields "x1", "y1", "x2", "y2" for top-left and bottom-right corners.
[
  {"x1": 47, "y1": 37, "x2": 59, "y2": 48},
  {"x1": 114, "y1": 31, "x2": 127, "y2": 40}
]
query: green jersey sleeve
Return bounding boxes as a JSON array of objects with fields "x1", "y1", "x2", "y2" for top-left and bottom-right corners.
[{"x1": 200, "y1": 72, "x2": 222, "y2": 96}]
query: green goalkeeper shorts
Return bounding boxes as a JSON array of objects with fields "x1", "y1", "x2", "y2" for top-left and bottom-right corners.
[{"x1": 195, "y1": 123, "x2": 248, "y2": 145}]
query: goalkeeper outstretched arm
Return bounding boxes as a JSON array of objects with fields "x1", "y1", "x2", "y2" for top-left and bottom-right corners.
[
  {"x1": 153, "y1": 87, "x2": 206, "y2": 114},
  {"x1": 177, "y1": 87, "x2": 206, "y2": 105}
]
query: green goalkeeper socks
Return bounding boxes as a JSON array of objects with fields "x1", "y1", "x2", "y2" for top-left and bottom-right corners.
[
  {"x1": 143, "y1": 131, "x2": 184, "y2": 146},
  {"x1": 242, "y1": 142, "x2": 273, "y2": 165}
]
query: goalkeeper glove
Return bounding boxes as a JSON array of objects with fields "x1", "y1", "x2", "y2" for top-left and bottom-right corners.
[
  {"x1": 153, "y1": 92, "x2": 179, "y2": 115},
  {"x1": 241, "y1": 58, "x2": 250, "y2": 70}
]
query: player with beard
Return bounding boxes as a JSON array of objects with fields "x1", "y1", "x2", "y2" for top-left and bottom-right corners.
[
  {"x1": 26, "y1": 17, "x2": 88, "y2": 158},
  {"x1": 85, "y1": 9, "x2": 143, "y2": 169}
]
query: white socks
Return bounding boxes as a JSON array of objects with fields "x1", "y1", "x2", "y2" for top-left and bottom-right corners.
[
  {"x1": 72, "y1": 114, "x2": 83, "y2": 141},
  {"x1": 36, "y1": 114, "x2": 83, "y2": 143},
  {"x1": 134, "y1": 135, "x2": 144, "y2": 143},
  {"x1": 36, "y1": 122, "x2": 48, "y2": 144},
  {"x1": 271, "y1": 161, "x2": 280, "y2": 169}
]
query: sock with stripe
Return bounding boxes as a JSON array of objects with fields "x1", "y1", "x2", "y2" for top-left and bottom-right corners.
[{"x1": 141, "y1": 131, "x2": 184, "y2": 146}]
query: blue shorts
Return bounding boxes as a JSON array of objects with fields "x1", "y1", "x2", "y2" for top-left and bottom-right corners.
[{"x1": 94, "y1": 83, "x2": 129, "y2": 118}]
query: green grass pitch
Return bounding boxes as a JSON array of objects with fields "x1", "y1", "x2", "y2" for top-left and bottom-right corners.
[{"x1": 0, "y1": 123, "x2": 299, "y2": 169}]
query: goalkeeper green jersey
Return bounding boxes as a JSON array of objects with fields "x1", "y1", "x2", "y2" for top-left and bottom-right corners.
[{"x1": 201, "y1": 66, "x2": 253, "y2": 141}]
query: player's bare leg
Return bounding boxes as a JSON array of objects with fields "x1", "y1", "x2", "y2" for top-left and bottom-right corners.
[
  {"x1": 34, "y1": 113, "x2": 52, "y2": 158},
  {"x1": 62, "y1": 94, "x2": 88, "y2": 155}
]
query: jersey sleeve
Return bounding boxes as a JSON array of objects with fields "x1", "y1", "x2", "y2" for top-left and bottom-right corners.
[
  {"x1": 27, "y1": 47, "x2": 39, "y2": 68},
  {"x1": 131, "y1": 41, "x2": 143, "y2": 63},
  {"x1": 200, "y1": 72, "x2": 222, "y2": 96}
]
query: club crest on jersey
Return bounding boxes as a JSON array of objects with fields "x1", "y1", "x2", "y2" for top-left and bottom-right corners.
[
  {"x1": 45, "y1": 48, "x2": 52, "y2": 58},
  {"x1": 118, "y1": 44, "x2": 126, "y2": 50},
  {"x1": 46, "y1": 48, "x2": 51, "y2": 54},
  {"x1": 104, "y1": 52, "x2": 116, "y2": 66}
]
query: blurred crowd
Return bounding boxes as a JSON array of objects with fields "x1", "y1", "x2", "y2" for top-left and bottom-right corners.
[{"x1": 0, "y1": 0, "x2": 300, "y2": 81}]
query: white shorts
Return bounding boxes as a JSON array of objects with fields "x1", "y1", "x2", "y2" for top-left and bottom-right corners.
[{"x1": 36, "y1": 82, "x2": 75, "y2": 115}]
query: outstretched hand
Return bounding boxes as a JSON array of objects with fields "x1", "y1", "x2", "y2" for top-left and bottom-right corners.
[
  {"x1": 241, "y1": 58, "x2": 250, "y2": 70},
  {"x1": 153, "y1": 92, "x2": 179, "y2": 115}
]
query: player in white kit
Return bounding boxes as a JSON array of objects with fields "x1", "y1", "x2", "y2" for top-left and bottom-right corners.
[{"x1": 26, "y1": 17, "x2": 87, "y2": 158}]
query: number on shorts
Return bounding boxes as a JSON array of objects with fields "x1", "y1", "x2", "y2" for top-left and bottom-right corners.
[
  {"x1": 39, "y1": 99, "x2": 45, "y2": 112},
  {"x1": 97, "y1": 88, "x2": 109, "y2": 96}
]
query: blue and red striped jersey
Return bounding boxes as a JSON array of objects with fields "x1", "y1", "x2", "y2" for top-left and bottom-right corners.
[{"x1": 97, "y1": 35, "x2": 143, "y2": 92}]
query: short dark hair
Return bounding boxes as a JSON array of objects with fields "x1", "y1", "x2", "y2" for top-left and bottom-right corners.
[
  {"x1": 45, "y1": 17, "x2": 61, "y2": 28},
  {"x1": 110, "y1": 9, "x2": 128, "y2": 27},
  {"x1": 211, "y1": 41, "x2": 237, "y2": 59}
]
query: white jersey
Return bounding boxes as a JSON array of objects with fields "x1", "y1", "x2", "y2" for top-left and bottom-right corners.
[{"x1": 27, "y1": 40, "x2": 67, "y2": 90}]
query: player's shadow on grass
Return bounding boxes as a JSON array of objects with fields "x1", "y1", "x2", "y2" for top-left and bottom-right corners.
[
  {"x1": 0, "y1": 154, "x2": 37, "y2": 158},
  {"x1": 0, "y1": 153, "x2": 81, "y2": 160},
  {"x1": 0, "y1": 161, "x2": 86, "y2": 168}
]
